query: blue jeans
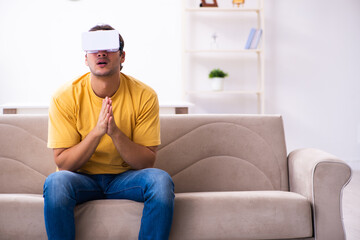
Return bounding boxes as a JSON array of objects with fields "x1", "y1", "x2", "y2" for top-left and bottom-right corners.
[{"x1": 43, "y1": 168, "x2": 174, "y2": 240}]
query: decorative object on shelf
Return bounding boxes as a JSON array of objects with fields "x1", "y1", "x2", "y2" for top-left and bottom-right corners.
[
  {"x1": 233, "y1": 0, "x2": 245, "y2": 7},
  {"x1": 209, "y1": 68, "x2": 228, "y2": 91},
  {"x1": 200, "y1": 0, "x2": 218, "y2": 7},
  {"x1": 210, "y1": 32, "x2": 219, "y2": 49}
]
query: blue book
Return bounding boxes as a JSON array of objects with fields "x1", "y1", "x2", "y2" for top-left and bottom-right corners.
[
  {"x1": 250, "y1": 29, "x2": 263, "y2": 49},
  {"x1": 244, "y1": 28, "x2": 256, "y2": 49}
]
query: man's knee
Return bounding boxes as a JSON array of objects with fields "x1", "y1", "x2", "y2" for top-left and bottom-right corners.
[
  {"x1": 142, "y1": 168, "x2": 174, "y2": 200},
  {"x1": 43, "y1": 171, "x2": 77, "y2": 201},
  {"x1": 44, "y1": 170, "x2": 72, "y2": 188}
]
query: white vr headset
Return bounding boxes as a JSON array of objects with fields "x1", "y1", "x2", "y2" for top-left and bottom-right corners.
[{"x1": 82, "y1": 30, "x2": 120, "y2": 53}]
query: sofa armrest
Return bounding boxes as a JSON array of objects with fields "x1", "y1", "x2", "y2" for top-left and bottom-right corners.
[{"x1": 288, "y1": 148, "x2": 352, "y2": 240}]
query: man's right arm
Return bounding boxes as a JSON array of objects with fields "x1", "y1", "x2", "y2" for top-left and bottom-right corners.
[
  {"x1": 53, "y1": 98, "x2": 111, "y2": 172},
  {"x1": 53, "y1": 130, "x2": 102, "y2": 171}
]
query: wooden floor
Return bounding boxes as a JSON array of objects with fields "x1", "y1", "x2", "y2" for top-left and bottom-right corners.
[{"x1": 343, "y1": 170, "x2": 360, "y2": 240}]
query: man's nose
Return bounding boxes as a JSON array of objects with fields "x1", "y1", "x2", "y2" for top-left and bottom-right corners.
[{"x1": 97, "y1": 51, "x2": 108, "y2": 57}]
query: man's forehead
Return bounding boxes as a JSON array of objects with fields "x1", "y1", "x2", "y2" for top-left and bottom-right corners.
[{"x1": 82, "y1": 30, "x2": 119, "y2": 52}]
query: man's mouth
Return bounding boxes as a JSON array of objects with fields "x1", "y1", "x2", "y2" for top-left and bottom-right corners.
[{"x1": 96, "y1": 59, "x2": 108, "y2": 67}]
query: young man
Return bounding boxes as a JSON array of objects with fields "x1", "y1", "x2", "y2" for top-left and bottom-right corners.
[{"x1": 43, "y1": 24, "x2": 174, "y2": 240}]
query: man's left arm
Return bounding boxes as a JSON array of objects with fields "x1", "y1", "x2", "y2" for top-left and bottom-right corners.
[{"x1": 105, "y1": 97, "x2": 159, "y2": 169}]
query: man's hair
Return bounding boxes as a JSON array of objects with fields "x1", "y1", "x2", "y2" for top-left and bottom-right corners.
[{"x1": 89, "y1": 24, "x2": 125, "y2": 70}]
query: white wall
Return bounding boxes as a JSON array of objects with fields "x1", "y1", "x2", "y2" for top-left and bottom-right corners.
[
  {"x1": 0, "y1": 0, "x2": 359, "y2": 166},
  {"x1": 265, "y1": 0, "x2": 360, "y2": 167},
  {"x1": 0, "y1": 0, "x2": 183, "y2": 104}
]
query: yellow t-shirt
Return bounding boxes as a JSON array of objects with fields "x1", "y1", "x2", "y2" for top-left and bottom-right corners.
[{"x1": 47, "y1": 72, "x2": 161, "y2": 174}]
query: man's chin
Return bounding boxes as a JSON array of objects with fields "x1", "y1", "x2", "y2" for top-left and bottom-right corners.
[{"x1": 92, "y1": 69, "x2": 113, "y2": 77}]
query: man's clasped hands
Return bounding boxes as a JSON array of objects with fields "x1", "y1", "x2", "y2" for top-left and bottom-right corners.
[{"x1": 96, "y1": 97, "x2": 119, "y2": 138}]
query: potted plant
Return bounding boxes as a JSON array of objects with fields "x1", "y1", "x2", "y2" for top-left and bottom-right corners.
[{"x1": 209, "y1": 68, "x2": 228, "y2": 91}]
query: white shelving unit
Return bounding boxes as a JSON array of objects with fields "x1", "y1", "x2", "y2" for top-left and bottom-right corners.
[{"x1": 182, "y1": 0, "x2": 265, "y2": 114}]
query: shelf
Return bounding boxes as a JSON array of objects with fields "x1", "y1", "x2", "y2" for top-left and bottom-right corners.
[
  {"x1": 185, "y1": 7, "x2": 261, "y2": 13},
  {"x1": 185, "y1": 49, "x2": 261, "y2": 53},
  {"x1": 186, "y1": 90, "x2": 262, "y2": 95}
]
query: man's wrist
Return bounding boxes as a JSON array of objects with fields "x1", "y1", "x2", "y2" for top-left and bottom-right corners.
[
  {"x1": 108, "y1": 127, "x2": 121, "y2": 140},
  {"x1": 91, "y1": 127, "x2": 106, "y2": 140}
]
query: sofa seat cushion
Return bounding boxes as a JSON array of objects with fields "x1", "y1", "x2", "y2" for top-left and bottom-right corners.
[
  {"x1": 74, "y1": 199, "x2": 143, "y2": 239},
  {"x1": 170, "y1": 191, "x2": 313, "y2": 240},
  {"x1": 0, "y1": 194, "x2": 46, "y2": 240},
  {"x1": 0, "y1": 191, "x2": 312, "y2": 240},
  {"x1": 0, "y1": 194, "x2": 143, "y2": 240}
]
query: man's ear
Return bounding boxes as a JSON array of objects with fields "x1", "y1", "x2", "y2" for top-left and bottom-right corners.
[
  {"x1": 85, "y1": 54, "x2": 89, "y2": 66},
  {"x1": 120, "y1": 51, "x2": 126, "y2": 64}
]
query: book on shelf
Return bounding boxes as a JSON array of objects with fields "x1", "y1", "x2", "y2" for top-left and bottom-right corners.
[
  {"x1": 244, "y1": 28, "x2": 263, "y2": 49},
  {"x1": 244, "y1": 28, "x2": 256, "y2": 49},
  {"x1": 250, "y1": 29, "x2": 262, "y2": 49}
]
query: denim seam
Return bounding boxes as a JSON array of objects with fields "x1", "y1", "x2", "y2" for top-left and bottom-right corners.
[{"x1": 106, "y1": 186, "x2": 145, "y2": 200}]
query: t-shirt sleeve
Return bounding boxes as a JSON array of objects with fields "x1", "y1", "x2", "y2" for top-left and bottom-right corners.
[
  {"x1": 47, "y1": 95, "x2": 81, "y2": 149},
  {"x1": 133, "y1": 91, "x2": 161, "y2": 147}
]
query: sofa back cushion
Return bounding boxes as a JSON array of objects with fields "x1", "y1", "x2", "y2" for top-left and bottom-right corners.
[
  {"x1": 0, "y1": 115, "x2": 55, "y2": 194},
  {"x1": 0, "y1": 114, "x2": 288, "y2": 194},
  {"x1": 156, "y1": 115, "x2": 288, "y2": 192}
]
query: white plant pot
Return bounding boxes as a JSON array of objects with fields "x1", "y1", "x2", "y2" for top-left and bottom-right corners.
[{"x1": 211, "y1": 77, "x2": 224, "y2": 91}]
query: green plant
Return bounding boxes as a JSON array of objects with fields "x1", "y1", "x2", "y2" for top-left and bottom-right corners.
[{"x1": 209, "y1": 68, "x2": 228, "y2": 78}]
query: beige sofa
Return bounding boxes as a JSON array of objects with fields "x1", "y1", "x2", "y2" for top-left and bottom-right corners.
[{"x1": 0, "y1": 114, "x2": 352, "y2": 240}]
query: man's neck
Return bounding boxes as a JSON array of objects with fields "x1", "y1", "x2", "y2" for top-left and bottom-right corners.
[{"x1": 90, "y1": 72, "x2": 121, "y2": 98}]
